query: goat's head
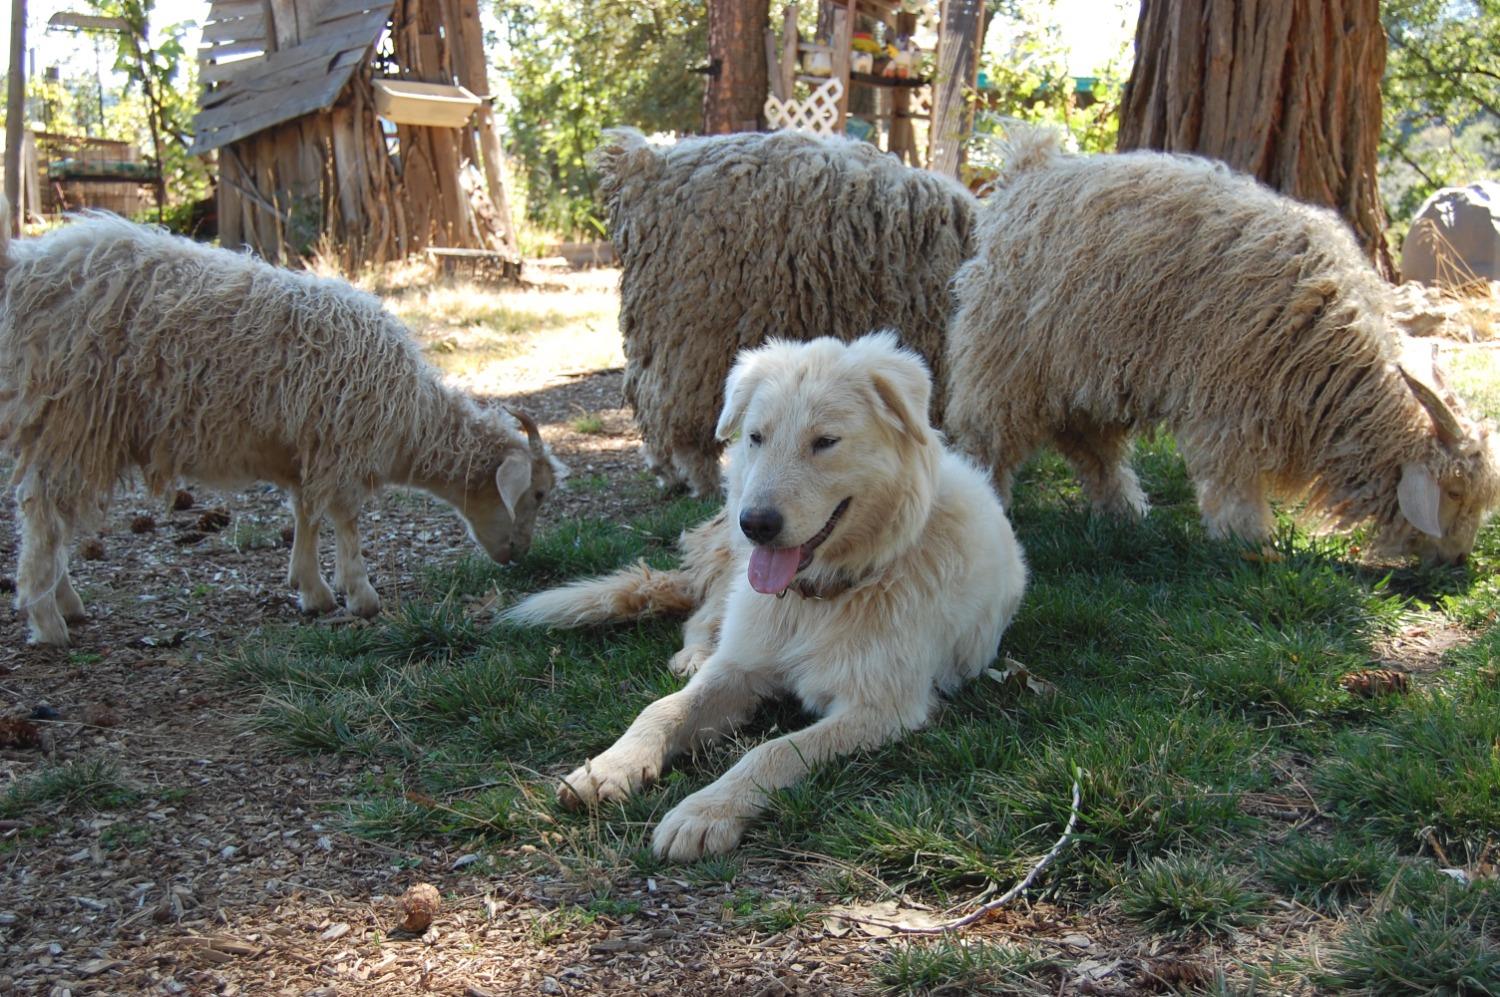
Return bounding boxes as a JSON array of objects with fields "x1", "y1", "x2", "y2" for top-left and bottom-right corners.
[
  {"x1": 461, "y1": 409, "x2": 568, "y2": 564},
  {"x1": 1394, "y1": 366, "x2": 1500, "y2": 566}
]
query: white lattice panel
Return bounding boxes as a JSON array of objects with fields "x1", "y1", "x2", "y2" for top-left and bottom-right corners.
[{"x1": 764, "y1": 77, "x2": 845, "y2": 136}]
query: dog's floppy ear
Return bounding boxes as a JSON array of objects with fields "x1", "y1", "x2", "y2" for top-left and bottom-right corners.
[
  {"x1": 715, "y1": 349, "x2": 768, "y2": 441},
  {"x1": 859, "y1": 336, "x2": 932, "y2": 442}
]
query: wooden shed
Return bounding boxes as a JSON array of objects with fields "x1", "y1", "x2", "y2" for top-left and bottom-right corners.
[{"x1": 190, "y1": 0, "x2": 517, "y2": 269}]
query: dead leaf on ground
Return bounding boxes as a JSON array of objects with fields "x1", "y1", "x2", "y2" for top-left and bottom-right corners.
[
  {"x1": 0, "y1": 717, "x2": 42, "y2": 749},
  {"x1": 196, "y1": 507, "x2": 232, "y2": 532},
  {"x1": 987, "y1": 657, "x2": 1059, "y2": 697},
  {"x1": 1340, "y1": 668, "x2": 1410, "y2": 697},
  {"x1": 822, "y1": 900, "x2": 945, "y2": 937}
]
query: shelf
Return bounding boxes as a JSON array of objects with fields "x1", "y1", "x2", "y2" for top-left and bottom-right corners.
[{"x1": 850, "y1": 71, "x2": 930, "y2": 88}]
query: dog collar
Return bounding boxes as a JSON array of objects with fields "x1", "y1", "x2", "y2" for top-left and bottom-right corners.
[{"x1": 782, "y1": 569, "x2": 869, "y2": 601}]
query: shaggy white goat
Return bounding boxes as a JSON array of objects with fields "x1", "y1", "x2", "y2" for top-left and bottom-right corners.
[
  {"x1": 946, "y1": 128, "x2": 1500, "y2": 564},
  {"x1": 595, "y1": 127, "x2": 976, "y2": 496},
  {"x1": 0, "y1": 207, "x2": 566, "y2": 644}
]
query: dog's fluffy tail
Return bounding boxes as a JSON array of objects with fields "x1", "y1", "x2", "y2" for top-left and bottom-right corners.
[{"x1": 500, "y1": 561, "x2": 700, "y2": 628}]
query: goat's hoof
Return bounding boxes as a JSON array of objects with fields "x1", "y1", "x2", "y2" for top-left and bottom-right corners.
[
  {"x1": 298, "y1": 588, "x2": 337, "y2": 615},
  {"x1": 27, "y1": 615, "x2": 71, "y2": 646},
  {"x1": 345, "y1": 589, "x2": 381, "y2": 618}
]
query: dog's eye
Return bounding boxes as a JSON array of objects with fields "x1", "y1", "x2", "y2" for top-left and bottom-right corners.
[
  {"x1": 748, "y1": 432, "x2": 763, "y2": 445},
  {"x1": 812, "y1": 436, "x2": 839, "y2": 452}
]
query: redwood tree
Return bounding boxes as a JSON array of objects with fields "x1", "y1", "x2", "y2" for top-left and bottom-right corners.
[
  {"x1": 1118, "y1": 0, "x2": 1395, "y2": 279},
  {"x1": 703, "y1": 0, "x2": 768, "y2": 133}
]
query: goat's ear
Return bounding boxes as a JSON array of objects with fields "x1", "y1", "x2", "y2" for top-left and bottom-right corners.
[
  {"x1": 865, "y1": 351, "x2": 932, "y2": 442},
  {"x1": 496, "y1": 451, "x2": 533, "y2": 518},
  {"x1": 715, "y1": 352, "x2": 767, "y2": 441},
  {"x1": 1397, "y1": 462, "x2": 1444, "y2": 538}
]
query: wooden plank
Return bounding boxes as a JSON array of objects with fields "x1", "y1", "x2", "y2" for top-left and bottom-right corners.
[
  {"x1": 201, "y1": 12, "x2": 265, "y2": 43},
  {"x1": 190, "y1": 72, "x2": 351, "y2": 153},
  {"x1": 928, "y1": 0, "x2": 982, "y2": 177},
  {"x1": 779, "y1": 5, "x2": 798, "y2": 102},
  {"x1": 452, "y1": 0, "x2": 487, "y2": 93},
  {"x1": 198, "y1": 37, "x2": 269, "y2": 60},
  {"x1": 205, "y1": 0, "x2": 263, "y2": 21},
  {"x1": 316, "y1": 0, "x2": 396, "y2": 25},
  {"x1": 195, "y1": 63, "x2": 349, "y2": 131},
  {"x1": 764, "y1": 28, "x2": 782, "y2": 101},
  {"x1": 831, "y1": 7, "x2": 851, "y2": 130},
  {"x1": 197, "y1": 54, "x2": 265, "y2": 86}
]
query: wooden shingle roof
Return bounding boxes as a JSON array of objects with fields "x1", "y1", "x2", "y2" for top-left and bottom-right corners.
[{"x1": 189, "y1": 0, "x2": 396, "y2": 155}]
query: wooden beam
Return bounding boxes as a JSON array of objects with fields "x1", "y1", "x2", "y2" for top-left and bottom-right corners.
[
  {"x1": 830, "y1": 6, "x2": 851, "y2": 131},
  {"x1": 928, "y1": 0, "x2": 982, "y2": 177},
  {"x1": 780, "y1": 4, "x2": 798, "y2": 101},
  {"x1": 5, "y1": 0, "x2": 24, "y2": 237}
]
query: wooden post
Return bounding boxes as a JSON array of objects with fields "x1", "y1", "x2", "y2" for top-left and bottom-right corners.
[
  {"x1": 779, "y1": 4, "x2": 798, "y2": 99},
  {"x1": 889, "y1": 9, "x2": 917, "y2": 163},
  {"x1": 830, "y1": 6, "x2": 851, "y2": 132},
  {"x1": 5, "y1": 0, "x2": 25, "y2": 236},
  {"x1": 928, "y1": 0, "x2": 982, "y2": 178}
]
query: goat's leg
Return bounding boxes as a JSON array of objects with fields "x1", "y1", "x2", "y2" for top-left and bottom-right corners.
[
  {"x1": 1053, "y1": 420, "x2": 1149, "y2": 520},
  {"x1": 1181, "y1": 443, "x2": 1273, "y2": 541},
  {"x1": 286, "y1": 493, "x2": 336, "y2": 614},
  {"x1": 15, "y1": 477, "x2": 72, "y2": 644},
  {"x1": 330, "y1": 501, "x2": 380, "y2": 618},
  {"x1": 54, "y1": 569, "x2": 86, "y2": 624}
]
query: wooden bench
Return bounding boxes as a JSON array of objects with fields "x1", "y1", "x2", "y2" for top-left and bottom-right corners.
[{"x1": 425, "y1": 246, "x2": 522, "y2": 284}]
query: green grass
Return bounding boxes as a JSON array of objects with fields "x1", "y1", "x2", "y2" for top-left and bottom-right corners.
[
  {"x1": 1263, "y1": 834, "x2": 1400, "y2": 912},
  {"x1": 217, "y1": 402, "x2": 1500, "y2": 987},
  {"x1": 570, "y1": 412, "x2": 607, "y2": 434},
  {"x1": 874, "y1": 938, "x2": 1057, "y2": 995},
  {"x1": 1117, "y1": 852, "x2": 1268, "y2": 937},
  {"x1": 0, "y1": 758, "x2": 137, "y2": 818},
  {"x1": 1312, "y1": 869, "x2": 1500, "y2": 994}
]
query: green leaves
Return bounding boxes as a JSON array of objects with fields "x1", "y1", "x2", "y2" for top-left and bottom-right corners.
[
  {"x1": 1381, "y1": 0, "x2": 1500, "y2": 226},
  {"x1": 494, "y1": 0, "x2": 706, "y2": 236}
]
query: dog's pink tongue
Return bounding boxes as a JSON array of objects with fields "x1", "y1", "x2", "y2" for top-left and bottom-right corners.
[{"x1": 748, "y1": 546, "x2": 803, "y2": 595}]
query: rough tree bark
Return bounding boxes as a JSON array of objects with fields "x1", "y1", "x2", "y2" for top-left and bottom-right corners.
[
  {"x1": 703, "y1": 0, "x2": 768, "y2": 133},
  {"x1": 1118, "y1": 0, "x2": 1395, "y2": 279}
]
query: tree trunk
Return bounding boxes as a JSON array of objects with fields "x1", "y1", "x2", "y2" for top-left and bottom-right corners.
[
  {"x1": 703, "y1": 0, "x2": 768, "y2": 134},
  {"x1": 1118, "y1": 0, "x2": 1395, "y2": 280}
]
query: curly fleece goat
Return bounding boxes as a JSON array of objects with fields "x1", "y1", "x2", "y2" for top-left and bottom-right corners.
[
  {"x1": 945, "y1": 128, "x2": 1500, "y2": 564},
  {"x1": 596, "y1": 127, "x2": 976, "y2": 496},
  {"x1": 0, "y1": 208, "x2": 564, "y2": 644}
]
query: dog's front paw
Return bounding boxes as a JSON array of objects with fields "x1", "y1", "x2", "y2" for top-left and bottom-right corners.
[
  {"x1": 557, "y1": 752, "x2": 658, "y2": 810},
  {"x1": 669, "y1": 644, "x2": 711, "y2": 678},
  {"x1": 651, "y1": 792, "x2": 749, "y2": 861}
]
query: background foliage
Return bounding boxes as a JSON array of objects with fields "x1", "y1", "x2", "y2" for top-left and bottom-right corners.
[
  {"x1": 1380, "y1": 0, "x2": 1500, "y2": 229},
  {"x1": 973, "y1": 0, "x2": 1132, "y2": 159},
  {"x1": 492, "y1": 0, "x2": 705, "y2": 237}
]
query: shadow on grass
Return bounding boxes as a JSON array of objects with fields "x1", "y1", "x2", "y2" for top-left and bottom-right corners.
[{"x1": 218, "y1": 433, "x2": 1500, "y2": 986}]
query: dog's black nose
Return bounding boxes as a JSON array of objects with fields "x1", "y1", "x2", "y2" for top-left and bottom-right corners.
[{"x1": 739, "y1": 507, "x2": 784, "y2": 545}]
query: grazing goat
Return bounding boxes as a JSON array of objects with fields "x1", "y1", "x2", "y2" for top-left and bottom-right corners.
[
  {"x1": 0, "y1": 207, "x2": 565, "y2": 644},
  {"x1": 945, "y1": 128, "x2": 1500, "y2": 564},
  {"x1": 596, "y1": 127, "x2": 976, "y2": 496}
]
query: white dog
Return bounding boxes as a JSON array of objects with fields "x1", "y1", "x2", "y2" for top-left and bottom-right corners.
[{"x1": 504, "y1": 333, "x2": 1027, "y2": 860}]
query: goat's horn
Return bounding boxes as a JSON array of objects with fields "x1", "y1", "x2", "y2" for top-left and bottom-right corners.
[
  {"x1": 1399, "y1": 366, "x2": 1465, "y2": 447},
  {"x1": 510, "y1": 408, "x2": 546, "y2": 460}
]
